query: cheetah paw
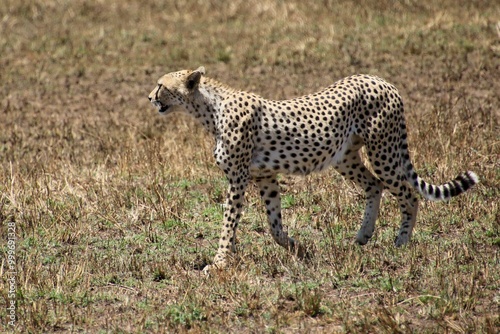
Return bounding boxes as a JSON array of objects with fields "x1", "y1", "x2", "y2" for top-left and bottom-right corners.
[
  {"x1": 202, "y1": 265, "x2": 213, "y2": 276},
  {"x1": 394, "y1": 234, "x2": 411, "y2": 247}
]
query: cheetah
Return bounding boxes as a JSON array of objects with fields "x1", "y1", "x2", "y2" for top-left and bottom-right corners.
[{"x1": 148, "y1": 66, "x2": 478, "y2": 271}]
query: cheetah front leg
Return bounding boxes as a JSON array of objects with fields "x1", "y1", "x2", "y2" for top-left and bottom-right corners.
[
  {"x1": 204, "y1": 176, "x2": 249, "y2": 273},
  {"x1": 202, "y1": 129, "x2": 255, "y2": 274},
  {"x1": 200, "y1": 155, "x2": 251, "y2": 275},
  {"x1": 255, "y1": 175, "x2": 308, "y2": 258}
]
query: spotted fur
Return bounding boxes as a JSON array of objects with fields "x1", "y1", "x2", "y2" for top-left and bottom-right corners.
[{"x1": 148, "y1": 66, "x2": 478, "y2": 270}]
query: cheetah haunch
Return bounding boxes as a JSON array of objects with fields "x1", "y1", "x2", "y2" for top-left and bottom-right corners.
[{"x1": 148, "y1": 66, "x2": 478, "y2": 271}]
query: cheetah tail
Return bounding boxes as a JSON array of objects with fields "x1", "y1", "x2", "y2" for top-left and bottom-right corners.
[{"x1": 408, "y1": 169, "x2": 479, "y2": 202}]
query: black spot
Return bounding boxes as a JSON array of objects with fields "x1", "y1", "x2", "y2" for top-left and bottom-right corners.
[
  {"x1": 428, "y1": 185, "x2": 434, "y2": 195},
  {"x1": 443, "y1": 186, "x2": 449, "y2": 198},
  {"x1": 450, "y1": 182, "x2": 459, "y2": 196},
  {"x1": 456, "y1": 174, "x2": 471, "y2": 191},
  {"x1": 269, "y1": 190, "x2": 278, "y2": 198}
]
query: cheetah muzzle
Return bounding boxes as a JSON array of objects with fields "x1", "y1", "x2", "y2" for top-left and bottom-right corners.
[
  {"x1": 148, "y1": 66, "x2": 479, "y2": 272},
  {"x1": 157, "y1": 104, "x2": 171, "y2": 113},
  {"x1": 150, "y1": 99, "x2": 171, "y2": 114}
]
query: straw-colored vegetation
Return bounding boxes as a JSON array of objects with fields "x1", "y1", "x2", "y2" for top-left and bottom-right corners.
[{"x1": 1, "y1": 0, "x2": 498, "y2": 332}]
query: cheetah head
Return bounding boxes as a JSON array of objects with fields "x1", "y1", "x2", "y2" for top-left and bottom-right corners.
[{"x1": 148, "y1": 66, "x2": 205, "y2": 115}]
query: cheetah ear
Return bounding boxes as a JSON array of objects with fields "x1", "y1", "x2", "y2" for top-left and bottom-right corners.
[
  {"x1": 186, "y1": 66, "x2": 205, "y2": 90},
  {"x1": 195, "y1": 66, "x2": 206, "y2": 75}
]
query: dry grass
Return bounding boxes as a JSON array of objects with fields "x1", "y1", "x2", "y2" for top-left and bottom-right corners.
[{"x1": 1, "y1": 0, "x2": 499, "y2": 333}]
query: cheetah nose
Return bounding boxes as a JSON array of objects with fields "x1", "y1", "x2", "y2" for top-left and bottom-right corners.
[{"x1": 148, "y1": 96, "x2": 152, "y2": 101}]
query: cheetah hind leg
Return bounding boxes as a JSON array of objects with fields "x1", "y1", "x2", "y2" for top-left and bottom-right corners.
[
  {"x1": 365, "y1": 143, "x2": 419, "y2": 246},
  {"x1": 391, "y1": 185, "x2": 419, "y2": 246},
  {"x1": 334, "y1": 147, "x2": 384, "y2": 245},
  {"x1": 255, "y1": 175, "x2": 309, "y2": 259}
]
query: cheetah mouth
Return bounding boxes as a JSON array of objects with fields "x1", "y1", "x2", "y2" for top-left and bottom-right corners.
[
  {"x1": 152, "y1": 102, "x2": 171, "y2": 114},
  {"x1": 150, "y1": 99, "x2": 172, "y2": 114},
  {"x1": 158, "y1": 104, "x2": 171, "y2": 113}
]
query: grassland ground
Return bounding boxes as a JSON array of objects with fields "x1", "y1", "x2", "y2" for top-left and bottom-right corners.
[{"x1": 0, "y1": 0, "x2": 499, "y2": 333}]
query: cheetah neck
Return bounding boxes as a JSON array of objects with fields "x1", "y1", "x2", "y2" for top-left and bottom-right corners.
[{"x1": 186, "y1": 77, "x2": 240, "y2": 137}]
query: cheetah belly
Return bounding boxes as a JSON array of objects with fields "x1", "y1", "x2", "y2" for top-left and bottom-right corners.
[{"x1": 250, "y1": 135, "x2": 350, "y2": 177}]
